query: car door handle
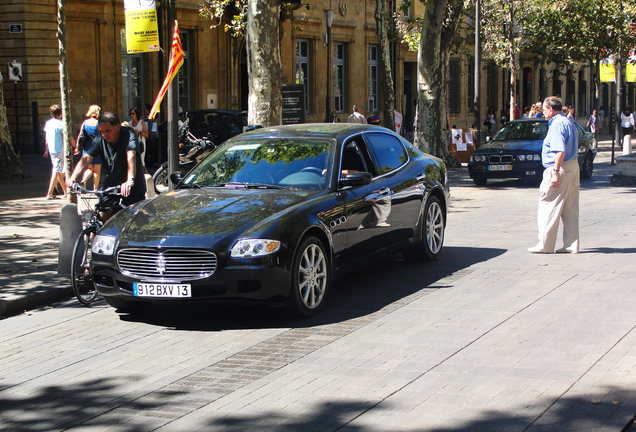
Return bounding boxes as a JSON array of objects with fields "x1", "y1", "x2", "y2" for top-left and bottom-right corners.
[
  {"x1": 416, "y1": 174, "x2": 426, "y2": 181},
  {"x1": 378, "y1": 187, "x2": 390, "y2": 195}
]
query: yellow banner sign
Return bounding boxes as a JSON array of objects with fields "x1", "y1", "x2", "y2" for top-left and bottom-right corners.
[
  {"x1": 600, "y1": 63, "x2": 615, "y2": 83},
  {"x1": 124, "y1": 0, "x2": 160, "y2": 54},
  {"x1": 628, "y1": 63, "x2": 636, "y2": 83}
]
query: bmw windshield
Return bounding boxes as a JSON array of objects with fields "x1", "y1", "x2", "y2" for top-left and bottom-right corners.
[{"x1": 492, "y1": 120, "x2": 548, "y2": 142}]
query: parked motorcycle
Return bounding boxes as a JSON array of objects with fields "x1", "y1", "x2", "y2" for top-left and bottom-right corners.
[{"x1": 152, "y1": 118, "x2": 217, "y2": 194}]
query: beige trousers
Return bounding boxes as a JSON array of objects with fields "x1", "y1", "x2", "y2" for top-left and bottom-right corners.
[{"x1": 536, "y1": 159, "x2": 580, "y2": 252}]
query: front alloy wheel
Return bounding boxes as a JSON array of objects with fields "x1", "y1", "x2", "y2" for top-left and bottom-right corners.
[{"x1": 287, "y1": 236, "x2": 329, "y2": 317}]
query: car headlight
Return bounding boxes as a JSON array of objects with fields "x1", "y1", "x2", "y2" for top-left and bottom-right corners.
[
  {"x1": 231, "y1": 239, "x2": 281, "y2": 258},
  {"x1": 518, "y1": 155, "x2": 526, "y2": 161},
  {"x1": 471, "y1": 155, "x2": 486, "y2": 162},
  {"x1": 92, "y1": 235, "x2": 116, "y2": 255}
]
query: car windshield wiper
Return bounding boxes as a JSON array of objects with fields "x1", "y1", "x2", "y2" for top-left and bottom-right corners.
[
  {"x1": 214, "y1": 182, "x2": 291, "y2": 190},
  {"x1": 179, "y1": 182, "x2": 202, "y2": 189}
]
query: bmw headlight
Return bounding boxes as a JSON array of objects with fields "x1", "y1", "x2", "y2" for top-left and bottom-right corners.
[
  {"x1": 231, "y1": 239, "x2": 281, "y2": 258},
  {"x1": 92, "y1": 235, "x2": 116, "y2": 255},
  {"x1": 518, "y1": 155, "x2": 526, "y2": 161}
]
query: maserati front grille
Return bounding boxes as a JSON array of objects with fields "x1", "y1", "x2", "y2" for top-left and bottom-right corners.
[{"x1": 117, "y1": 248, "x2": 218, "y2": 280}]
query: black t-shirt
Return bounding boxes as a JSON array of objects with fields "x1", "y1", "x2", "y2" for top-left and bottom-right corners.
[{"x1": 86, "y1": 126, "x2": 146, "y2": 201}]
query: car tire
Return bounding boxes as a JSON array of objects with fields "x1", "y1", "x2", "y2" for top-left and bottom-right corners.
[
  {"x1": 472, "y1": 176, "x2": 487, "y2": 186},
  {"x1": 580, "y1": 152, "x2": 594, "y2": 179},
  {"x1": 286, "y1": 236, "x2": 330, "y2": 317},
  {"x1": 403, "y1": 196, "x2": 445, "y2": 262}
]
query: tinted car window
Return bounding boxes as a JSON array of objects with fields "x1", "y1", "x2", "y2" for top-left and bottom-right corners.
[
  {"x1": 365, "y1": 133, "x2": 408, "y2": 175},
  {"x1": 492, "y1": 121, "x2": 548, "y2": 141}
]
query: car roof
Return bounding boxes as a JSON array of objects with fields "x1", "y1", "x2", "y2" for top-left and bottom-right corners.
[
  {"x1": 180, "y1": 109, "x2": 247, "y2": 116},
  {"x1": 239, "y1": 123, "x2": 393, "y2": 140}
]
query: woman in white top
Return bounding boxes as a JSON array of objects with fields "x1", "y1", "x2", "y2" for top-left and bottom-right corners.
[
  {"x1": 621, "y1": 107, "x2": 635, "y2": 138},
  {"x1": 130, "y1": 107, "x2": 149, "y2": 173}
]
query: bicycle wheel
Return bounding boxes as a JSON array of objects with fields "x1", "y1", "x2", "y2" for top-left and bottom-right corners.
[{"x1": 71, "y1": 226, "x2": 99, "y2": 305}]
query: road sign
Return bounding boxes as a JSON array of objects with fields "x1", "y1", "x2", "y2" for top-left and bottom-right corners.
[{"x1": 8, "y1": 62, "x2": 23, "y2": 81}]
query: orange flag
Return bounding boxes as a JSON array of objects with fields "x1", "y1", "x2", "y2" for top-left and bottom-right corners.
[{"x1": 148, "y1": 20, "x2": 185, "y2": 119}]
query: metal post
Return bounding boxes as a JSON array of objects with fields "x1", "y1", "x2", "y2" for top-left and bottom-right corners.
[
  {"x1": 31, "y1": 101, "x2": 40, "y2": 154},
  {"x1": 612, "y1": 56, "x2": 622, "y2": 166},
  {"x1": 13, "y1": 82, "x2": 20, "y2": 153},
  {"x1": 473, "y1": 0, "x2": 481, "y2": 146},
  {"x1": 324, "y1": 10, "x2": 334, "y2": 122}
]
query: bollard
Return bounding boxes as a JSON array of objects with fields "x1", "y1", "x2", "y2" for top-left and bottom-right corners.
[
  {"x1": 58, "y1": 204, "x2": 83, "y2": 275},
  {"x1": 145, "y1": 173, "x2": 155, "y2": 198},
  {"x1": 623, "y1": 135, "x2": 632, "y2": 156}
]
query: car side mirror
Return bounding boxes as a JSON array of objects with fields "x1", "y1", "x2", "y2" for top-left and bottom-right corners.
[
  {"x1": 170, "y1": 172, "x2": 183, "y2": 185},
  {"x1": 340, "y1": 172, "x2": 372, "y2": 188}
]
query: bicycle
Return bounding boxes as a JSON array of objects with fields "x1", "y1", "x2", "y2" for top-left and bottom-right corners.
[{"x1": 68, "y1": 183, "x2": 123, "y2": 305}]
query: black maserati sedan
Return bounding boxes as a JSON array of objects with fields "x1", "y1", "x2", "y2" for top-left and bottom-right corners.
[
  {"x1": 90, "y1": 124, "x2": 449, "y2": 317},
  {"x1": 467, "y1": 118, "x2": 595, "y2": 186}
]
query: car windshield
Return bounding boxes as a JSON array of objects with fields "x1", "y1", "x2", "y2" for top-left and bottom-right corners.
[
  {"x1": 492, "y1": 121, "x2": 548, "y2": 141},
  {"x1": 181, "y1": 137, "x2": 335, "y2": 191}
]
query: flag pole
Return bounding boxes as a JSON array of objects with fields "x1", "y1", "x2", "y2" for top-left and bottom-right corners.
[{"x1": 167, "y1": 1, "x2": 179, "y2": 188}]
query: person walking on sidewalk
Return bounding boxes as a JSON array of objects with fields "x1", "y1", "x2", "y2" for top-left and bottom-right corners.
[
  {"x1": 347, "y1": 105, "x2": 367, "y2": 124},
  {"x1": 43, "y1": 104, "x2": 67, "y2": 199},
  {"x1": 528, "y1": 96, "x2": 580, "y2": 254},
  {"x1": 67, "y1": 112, "x2": 146, "y2": 222}
]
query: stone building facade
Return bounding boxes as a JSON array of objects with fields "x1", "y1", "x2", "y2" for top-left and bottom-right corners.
[{"x1": 2, "y1": 0, "x2": 633, "y2": 155}]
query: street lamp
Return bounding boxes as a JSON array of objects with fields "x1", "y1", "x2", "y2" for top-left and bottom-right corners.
[{"x1": 324, "y1": 9, "x2": 334, "y2": 122}]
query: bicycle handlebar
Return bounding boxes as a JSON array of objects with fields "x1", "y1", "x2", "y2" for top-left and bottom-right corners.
[{"x1": 69, "y1": 183, "x2": 122, "y2": 197}]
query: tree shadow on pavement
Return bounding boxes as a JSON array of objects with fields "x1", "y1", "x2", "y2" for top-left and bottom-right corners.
[
  {"x1": 0, "y1": 377, "x2": 186, "y2": 431},
  {"x1": 116, "y1": 246, "x2": 505, "y2": 331},
  {"x1": 200, "y1": 387, "x2": 636, "y2": 431},
  {"x1": 2, "y1": 376, "x2": 632, "y2": 431}
]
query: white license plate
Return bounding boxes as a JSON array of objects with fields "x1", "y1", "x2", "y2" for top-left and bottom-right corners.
[
  {"x1": 488, "y1": 165, "x2": 512, "y2": 171},
  {"x1": 133, "y1": 283, "x2": 191, "y2": 298}
]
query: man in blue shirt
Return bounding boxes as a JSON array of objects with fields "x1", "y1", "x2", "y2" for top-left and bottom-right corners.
[
  {"x1": 528, "y1": 96, "x2": 580, "y2": 254},
  {"x1": 68, "y1": 112, "x2": 146, "y2": 221}
]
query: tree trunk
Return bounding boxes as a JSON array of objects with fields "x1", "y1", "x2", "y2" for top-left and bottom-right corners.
[
  {"x1": 0, "y1": 73, "x2": 25, "y2": 180},
  {"x1": 415, "y1": 0, "x2": 460, "y2": 167},
  {"x1": 507, "y1": 3, "x2": 516, "y2": 121},
  {"x1": 246, "y1": 0, "x2": 282, "y2": 127},
  {"x1": 375, "y1": 0, "x2": 395, "y2": 132},
  {"x1": 58, "y1": 0, "x2": 74, "y2": 201}
]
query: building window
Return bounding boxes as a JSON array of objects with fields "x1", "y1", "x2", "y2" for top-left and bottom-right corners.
[
  {"x1": 467, "y1": 58, "x2": 474, "y2": 112},
  {"x1": 296, "y1": 39, "x2": 311, "y2": 114},
  {"x1": 552, "y1": 68, "x2": 562, "y2": 98},
  {"x1": 578, "y1": 70, "x2": 587, "y2": 117},
  {"x1": 369, "y1": 45, "x2": 378, "y2": 113},
  {"x1": 448, "y1": 58, "x2": 461, "y2": 113},
  {"x1": 120, "y1": 29, "x2": 143, "y2": 118},
  {"x1": 333, "y1": 42, "x2": 345, "y2": 113},
  {"x1": 402, "y1": 0, "x2": 411, "y2": 18},
  {"x1": 178, "y1": 30, "x2": 191, "y2": 112},
  {"x1": 486, "y1": 62, "x2": 498, "y2": 111}
]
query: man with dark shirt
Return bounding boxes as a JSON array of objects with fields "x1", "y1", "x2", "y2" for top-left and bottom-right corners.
[{"x1": 68, "y1": 112, "x2": 146, "y2": 220}]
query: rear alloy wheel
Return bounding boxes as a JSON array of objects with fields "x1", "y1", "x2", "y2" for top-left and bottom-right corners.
[
  {"x1": 287, "y1": 236, "x2": 329, "y2": 317},
  {"x1": 580, "y1": 152, "x2": 594, "y2": 179},
  {"x1": 404, "y1": 196, "x2": 445, "y2": 262}
]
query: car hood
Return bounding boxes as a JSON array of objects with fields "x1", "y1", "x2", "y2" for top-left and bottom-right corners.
[
  {"x1": 107, "y1": 188, "x2": 316, "y2": 247},
  {"x1": 478, "y1": 139, "x2": 542, "y2": 153}
]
